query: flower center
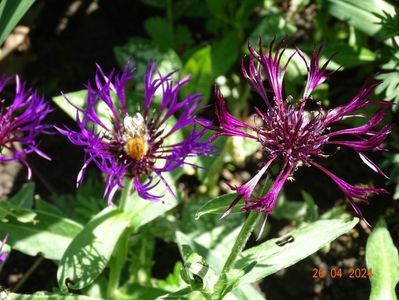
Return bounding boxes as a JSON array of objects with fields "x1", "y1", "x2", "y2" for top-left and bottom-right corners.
[
  {"x1": 258, "y1": 105, "x2": 326, "y2": 163},
  {"x1": 123, "y1": 113, "x2": 149, "y2": 160}
]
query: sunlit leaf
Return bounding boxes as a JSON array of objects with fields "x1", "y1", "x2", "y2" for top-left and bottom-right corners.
[
  {"x1": 0, "y1": 206, "x2": 83, "y2": 261},
  {"x1": 232, "y1": 218, "x2": 359, "y2": 284},
  {"x1": 326, "y1": 0, "x2": 395, "y2": 45},
  {"x1": 366, "y1": 219, "x2": 399, "y2": 300},
  {"x1": 8, "y1": 292, "x2": 101, "y2": 300},
  {"x1": 57, "y1": 207, "x2": 130, "y2": 291},
  {"x1": 124, "y1": 173, "x2": 178, "y2": 229},
  {"x1": 0, "y1": 0, "x2": 35, "y2": 46}
]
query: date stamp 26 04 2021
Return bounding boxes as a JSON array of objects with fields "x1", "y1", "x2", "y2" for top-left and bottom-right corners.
[{"x1": 312, "y1": 267, "x2": 373, "y2": 279}]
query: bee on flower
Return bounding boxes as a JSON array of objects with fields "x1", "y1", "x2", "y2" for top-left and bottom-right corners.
[{"x1": 57, "y1": 63, "x2": 214, "y2": 204}]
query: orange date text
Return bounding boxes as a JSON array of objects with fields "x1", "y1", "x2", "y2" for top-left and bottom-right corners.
[{"x1": 312, "y1": 267, "x2": 372, "y2": 279}]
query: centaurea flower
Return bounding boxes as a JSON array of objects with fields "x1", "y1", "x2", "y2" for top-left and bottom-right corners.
[
  {"x1": 214, "y1": 38, "x2": 391, "y2": 225},
  {"x1": 0, "y1": 76, "x2": 51, "y2": 178},
  {"x1": 57, "y1": 63, "x2": 213, "y2": 204}
]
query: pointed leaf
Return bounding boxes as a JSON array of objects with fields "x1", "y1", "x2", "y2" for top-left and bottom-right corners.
[
  {"x1": 0, "y1": 0, "x2": 35, "y2": 46},
  {"x1": 366, "y1": 219, "x2": 399, "y2": 300},
  {"x1": 0, "y1": 207, "x2": 83, "y2": 260},
  {"x1": 233, "y1": 218, "x2": 359, "y2": 284},
  {"x1": 195, "y1": 193, "x2": 242, "y2": 219},
  {"x1": 8, "y1": 182, "x2": 34, "y2": 208},
  {"x1": 57, "y1": 207, "x2": 130, "y2": 291}
]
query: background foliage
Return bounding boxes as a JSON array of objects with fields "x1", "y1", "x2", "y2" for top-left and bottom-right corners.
[{"x1": 0, "y1": 0, "x2": 398, "y2": 299}]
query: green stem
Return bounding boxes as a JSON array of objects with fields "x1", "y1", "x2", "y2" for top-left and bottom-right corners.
[
  {"x1": 119, "y1": 177, "x2": 133, "y2": 212},
  {"x1": 220, "y1": 211, "x2": 260, "y2": 274},
  {"x1": 107, "y1": 178, "x2": 133, "y2": 298},
  {"x1": 107, "y1": 230, "x2": 129, "y2": 299}
]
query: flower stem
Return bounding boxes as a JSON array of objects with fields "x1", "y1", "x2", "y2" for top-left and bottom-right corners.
[
  {"x1": 107, "y1": 178, "x2": 133, "y2": 298},
  {"x1": 119, "y1": 177, "x2": 133, "y2": 212},
  {"x1": 220, "y1": 211, "x2": 260, "y2": 275},
  {"x1": 107, "y1": 229, "x2": 129, "y2": 299}
]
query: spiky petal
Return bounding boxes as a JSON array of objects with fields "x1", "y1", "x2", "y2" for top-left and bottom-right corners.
[
  {"x1": 0, "y1": 76, "x2": 52, "y2": 178},
  {"x1": 214, "y1": 38, "x2": 391, "y2": 224},
  {"x1": 58, "y1": 63, "x2": 214, "y2": 204}
]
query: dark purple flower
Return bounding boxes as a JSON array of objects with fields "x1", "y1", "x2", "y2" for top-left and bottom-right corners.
[
  {"x1": 57, "y1": 63, "x2": 214, "y2": 204},
  {"x1": 0, "y1": 235, "x2": 8, "y2": 264},
  {"x1": 0, "y1": 76, "x2": 51, "y2": 179},
  {"x1": 214, "y1": 38, "x2": 392, "y2": 224}
]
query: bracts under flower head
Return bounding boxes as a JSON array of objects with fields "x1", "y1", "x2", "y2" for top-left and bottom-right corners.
[
  {"x1": 214, "y1": 37, "x2": 392, "y2": 228},
  {"x1": 57, "y1": 63, "x2": 214, "y2": 204}
]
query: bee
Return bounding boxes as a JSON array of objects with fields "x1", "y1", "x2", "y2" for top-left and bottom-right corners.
[{"x1": 123, "y1": 113, "x2": 149, "y2": 160}]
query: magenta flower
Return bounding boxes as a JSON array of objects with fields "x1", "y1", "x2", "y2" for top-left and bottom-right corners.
[
  {"x1": 214, "y1": 38, "x2": 391, "y2": 225},
  {"x1": 57, "y1": 63, "x2": 213, "y2": 204},
  {"x1": 0, "y1": 76, "x2": 51, "y2": 179},
  {"x1": 0, "y1": 235, "x2": 8, "y2": 264}
]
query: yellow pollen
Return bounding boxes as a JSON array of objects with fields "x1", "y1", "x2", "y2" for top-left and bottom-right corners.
[{"x1": 126, "y1": 136, "x2": 148, "y2": 160}]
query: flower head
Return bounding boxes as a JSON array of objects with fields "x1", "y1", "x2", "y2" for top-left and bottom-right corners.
[
  {"x1": 0, "y1": 235, "x2": 8, "y2": 264},
  {"x1": 214, "y1": 38, "x2": 392, "y2": 224},
  {"x1": 57, "y1": 63, "x2": 214, "y2": 204},
  {"x1": 0, "y1": 76, "x2": 51, "y2": 178}
]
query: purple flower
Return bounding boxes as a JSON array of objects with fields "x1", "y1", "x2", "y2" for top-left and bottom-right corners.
[
  {"x1": 0, "y1": 235, "x2": 8, "y2": 264},
  {"x1": 0, "y1": 76, "x2": 51, "y2": 179},
  {"x1": 214, "y1": 38, "x2": 392, "y2": 225},
  {"x1": 57, "y1": 63, "x2": 214, "y2": 204}
]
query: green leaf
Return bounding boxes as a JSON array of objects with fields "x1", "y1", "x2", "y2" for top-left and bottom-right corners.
[
  {"x1": 195, "y1": 193, "x2": 241, "y2": 219},
  {"x1": 144, "y1": 17, "x2": 174, "y2": 51},
  {"x1": 247, "y1": 9, "x2": 296, "y2": 47},
  {"x1": 230, "y1": 284, "x2": 265, "y2": 300},
  {"x1": 124, "y1": 174, "x2": 178, "y2": 229},
  {"x1": 211, "y1": 32, "x2": 239, "y2": 76},
  {"x1": 234, "y1": 0, "x2": 261, "y2": 28},
  {"x1": 376, "y1": 50, "x2": 399, "y2": 107},
  {"x1": 7, "y1": 292, "x2": 101, "y2": 300},
  {"x1": 52, "y1": 90, "x2": 87, "y2": 120},
  {"x1": 174, "y1": 25, "x2": 193, "y2": 47},
  {"x1": 182, "y1": 46, "x2": 213, "y2": 100},
  {"x1": 232, "y1": 218, "x2": 359, "y2": 284},
  {"x1": 179, "y1": 244, "x2": 218, "y2": 295},
  {"x1": 326, "y1": 0, "x2": 395, "y2": 44},
  {"x1": 366, "y1": 219, "x2": 399, "y2": 300},
  {"x1": 156, "y1": 287, "x2": 192, "y2": 300},
  {"x1": 205, "y1": 0, "x2": 229, "y2": 19},
  {"x1": 115, "y1": 283, "x2": 168, "y2": 300},
  {"x1": 57, "y1": 207, "x2": 130, "y2": 291},
  {"x1": 196, "y1": 134, "x2": 227, "y2": 192},
  {"x1": 272, "y1": 194, "x2": 308, "y2": 221},
  {"x1": 53, "y1": 89, "x2": 124, "y2": 130},
  {"x1": 8, "y1": 182, "x2": 34, "y2": 209},
  {"x1": 114, "y1": 37, "x2": 182, "y2": 83},
  {"x1": 0, "y1": 183, "x2": 35, "y2": 220},
  {"x1": 0, "y1": 205, "x2": 83, "y2": 260},
  {"x1": 0, "y1": 0, "x2": 35, "y2": 46},
  {"x1": 299, "y1": 43, "x2": 376, "y2": 70},
  {"x1": 176, "y1": 231, "x2": 223, "y2": 273}
]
